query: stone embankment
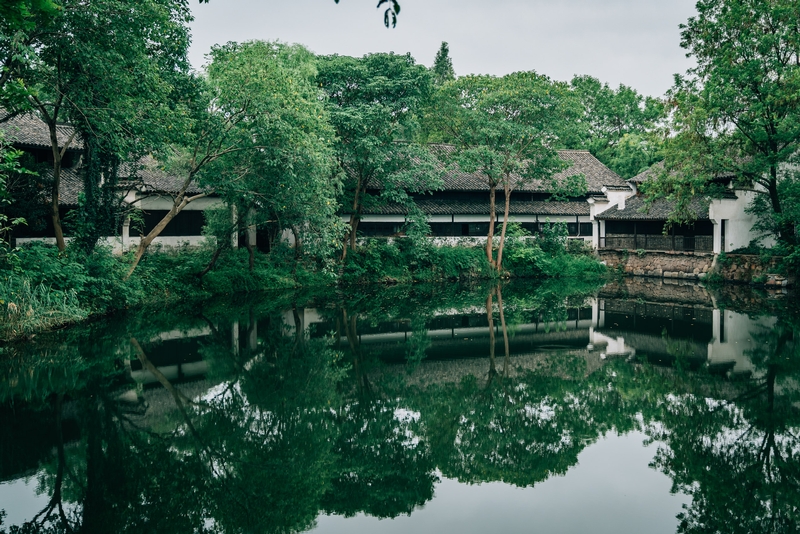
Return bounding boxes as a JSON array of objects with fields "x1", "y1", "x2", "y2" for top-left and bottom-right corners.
[
  {"x1": 598, "y1": 250, "x2": 713, "y2": 280},
  {"x1": 715, "y1": 254, "x2": 791, "y2": 287},
  {"x1": 599, "y1": 276, "x2": 715, "y2": 307},
  {"x1": 598, "y1": 250, "x2": 794, "y2": 287}
]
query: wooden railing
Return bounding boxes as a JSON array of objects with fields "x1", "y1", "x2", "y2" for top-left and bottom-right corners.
[{"x1": 600, "y1": 234, "x2": 713, "y2": 252}]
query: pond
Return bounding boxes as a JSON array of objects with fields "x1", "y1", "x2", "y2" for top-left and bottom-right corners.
[{"x1": 1, "y1": 278, "x2": 798, "y2": 533}]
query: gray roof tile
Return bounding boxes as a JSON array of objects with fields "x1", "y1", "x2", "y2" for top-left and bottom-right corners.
[
  {"x1": 120, "y1": 156, "x2": 206, "y2": 196},
  {"x1": 46, "y1": 156, "x2": 206, "y2": 206},
  {"x1": 364, "y1": 198, "x2": 589, "y2": 216},
  {"x1": 0, "y1": 112, "x2": 84, "y2": 151},
  {"x1": 431, "y1": 145, "x2": 630, "y2": 194},
  {"x1": 595, "y1": 194, "x2": 710, "y2": 221}
]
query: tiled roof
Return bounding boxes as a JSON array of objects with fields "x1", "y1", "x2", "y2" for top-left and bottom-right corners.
[
  {"x1": 120, "y1": 156, "x2": 206, "y2": 196},
  {"x1": 0, "y1": 112, "x2": 84, "y2": 151},
  {"x1": 363, "y1": 198, "x2": 590, "y2": 216},
  {"x1": 595, "y1": 195, "x2": 710, "y2": 221},
  {"x1": 629, "y1": 161, "x2": 738, "y2": 184},
  {"x1": 431, "y1": 145, "x2": 630, "y2": 194},
  {"x1": 57, "y1": 167, "x2": 84, "y2": 206},
  {"x1": 46, "y1": 156, "x2": 206, "y2": 206},
  {"x1": 629, "y1": 162, "x2": 664, "y2": 184}
]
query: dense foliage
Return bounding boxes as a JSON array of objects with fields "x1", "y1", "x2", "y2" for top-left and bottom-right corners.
[
  {"x1": 655, "y1": 0, "x2": 800, "y2": 251},
  {"x1": 2, "y1": 1, "x2": 732, "y2": 339}
]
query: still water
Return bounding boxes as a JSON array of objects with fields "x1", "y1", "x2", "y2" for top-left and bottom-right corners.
[{"x1": 0, "y1": 278, "x2": 798, "y2": 533}]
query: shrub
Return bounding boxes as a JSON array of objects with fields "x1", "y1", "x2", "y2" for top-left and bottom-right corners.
[{"x1": 0, "y1": 275, "x2": 88, "y2": 339}]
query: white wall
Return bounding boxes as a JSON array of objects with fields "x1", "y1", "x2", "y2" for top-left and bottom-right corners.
[
  {"x1": 709, "y1": 189, "x2": 775, "y2": 253},
  {"x1": 133, "y1": 194, "x2": 223, "y2": 211},
  {"x1": 16, "y1": 235, "x2": 213, "y2": 255}
]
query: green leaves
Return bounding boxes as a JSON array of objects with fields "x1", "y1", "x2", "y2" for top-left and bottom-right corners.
[
  {"x1": 663, "y1": 0, "x2": 800, "y2": 245},
  {"x1": 317, "y1": 52, "x2": 439, "y2": 255},
  {"x1": 201, "y1": 41, "x2": 341, "y2": 262},
  {"x1": 569, "y1": 75, "x2": 666, "y2": 179}
]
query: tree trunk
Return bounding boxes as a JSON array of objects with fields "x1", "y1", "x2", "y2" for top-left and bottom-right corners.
[
  {"x1": 292, "y1": 225, "x2": 302, "y2": 260},
  {"x1": 48, "y1": 124, "x2": 66, "y2": 251},
  {"x1": 486, "y1": 183, "x2": 497, "y2": 267},
  {"x1": 486, "y1": 290, "x2": 496, "y2": 383},
  {"x1": 197, "y1": 245, "x2": 222, "y2": 278},
  {"x1": 341, "y1": 180, "x2": 363, "y2": 262},
  {"x1": 496, "y1": 285, "x2": 510, "y2": 377},
  {"x1": 495, "y1": 181, "x2": 512, "y2": 272},
  {"x1": 246, "y1": 207, "x2": 256, "y2": 271},
  {"x1": 768, "y1": 166, "x2": 796, "y2": 245},
  {"x1": 349, "y1": 216, "x2": 360, "y2": 251},
  {"x1": 124, "y1": 191, "x2": 206, "y2": 280}
]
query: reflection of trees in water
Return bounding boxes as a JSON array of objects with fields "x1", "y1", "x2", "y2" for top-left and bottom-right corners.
[
  {"x1": 4, "y1": 285, "x2": 800, "y2": 534},
  {"x1": 646, "y1": 319, "x2": 800, "y2": 534}
]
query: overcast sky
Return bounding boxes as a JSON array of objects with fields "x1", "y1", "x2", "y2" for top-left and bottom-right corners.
[{"x1": 189, "y1": 0, "x2": 698, "y2": 98}]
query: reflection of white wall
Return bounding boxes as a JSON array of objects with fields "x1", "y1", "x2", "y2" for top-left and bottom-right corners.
[
  {"x1": 590, "y1": 328, "x2": 631, "y2": 356},
  {"x1": 708, "y1": 309, "x2": 776, "y2": 375},
  {"x1": 131, "y1": 361, "x2": 209, "y2": 384},
  {"x1": 282, "y1": 308, "x2": 323, "y2": 336}
]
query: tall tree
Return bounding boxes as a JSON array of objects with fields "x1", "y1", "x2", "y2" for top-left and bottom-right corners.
[
  {"x1": 569, "y1": 75, "x2": 665, "y2": 179},
  {"x1": 125, "y1": 41, "x2": 338, "y2": 278},
  {"x1": 317, "y1": 52, "x2": 441, "y2": 260},
  {"x1": 4, "y1": 0, "x2": 193, "y2": 251},
  {"x1": 433, "y1": 72, "x2": 583, "y2": 271},
  {"x1": 432, "y1": 41, "x2": 455, "y2": 86},
  {"x1": 662, "y1": 0, "x2": 800, "y2": 245},
  {"x1": 206, "y1": 41, "x2": 340, "y2": 272}
]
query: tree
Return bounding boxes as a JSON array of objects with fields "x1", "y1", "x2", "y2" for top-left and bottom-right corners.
[
  {"x1": 663, "y1": 0, "x2": 800, "y2": 245},
  {"x1": 197, "y1": 0, "x2": 403, "y2": 27},
  {"x1": 0, "y1": 132, "x2": 29, "y2": 264},
  {"x1": 569, "y1": 75, "x2": 665, "y2": 179},
  {"x1": 433, "y1": 72, "x2": 584, "y2": 271},
  {"x1": 126, "y1": 40, "x2": 337, "y2": 278},
  {"x1": 205, "y1": 41, "x2": 341, "y2": 272},
  {"x1": 4, "y1": 0, "x2": 194, "y2": 252},
  {"x1": 317, "y1": 52, "x2": 441, "y2": 260},
  {"x1": 432, "y1": 42, "x2": 455, "y2": 86}
]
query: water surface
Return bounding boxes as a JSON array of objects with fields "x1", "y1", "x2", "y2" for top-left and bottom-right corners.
[{"x1": 1, "y1": 279, "x2": 797, "y2": 533}]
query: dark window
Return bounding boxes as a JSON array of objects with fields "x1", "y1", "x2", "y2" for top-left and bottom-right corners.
[
  {"x1": 430, "y1": 223, "x2": 457, "y2": 236},
  {"x1": 606, "y1": 220, "x2": 635, "y2": 234},
  {"x1": 579, "y1": 223, "x2": 592, "y2": 236},
  {"x1": 567, "y1": 223, "x2": 578, "y2": 236},
  {"x1": 357, "y1": 222, "x2": 402, "y2": 237},
  {"x1": 138, "y1": 210, "x2": 205, "y2": 236}
]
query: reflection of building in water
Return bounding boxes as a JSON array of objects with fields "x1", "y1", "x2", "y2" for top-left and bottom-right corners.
[
  {"x1": 594, "y1": 298, "x2": 714, "y2": 368},
  {"x1": 127, "y1": 326, "x2": 212, "y2": 385},
  {"x1": 708, "y1": 309, "x2": 776, "y2": 376},
  {"x1": 595, "y1": 298, "x2": 776, "y2": 378},
  {"x1": 301, "y1": 306, "x2": 595, "y2": 362},
  {"x1": 123, "y1": 288, "x2": 779, "y2": 389},
  {"x1": 290, "y1": 295, "x2": 776, "y2": 380}
]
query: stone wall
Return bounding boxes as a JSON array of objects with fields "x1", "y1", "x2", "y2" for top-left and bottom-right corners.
[
  {"x1": 598, "y1": 249, "x2": 794, "y2": 287},
  {"x1": 715, "y1": 253, "x2": 792, "y2": 286},
  {"x1": 598, "y1": 250, "x2": 714, "y2": 280},
  {"x1": 599, "y1": 277, "x2": 715, "y2": 307}
]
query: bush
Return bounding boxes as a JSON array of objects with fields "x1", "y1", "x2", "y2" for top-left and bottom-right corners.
[
  {"x1": 0, "y1": 275, "x2": 88, "y2": 339},
  {"x1": 341, "y1": 238, "x2": 493, "y2": 283}
]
